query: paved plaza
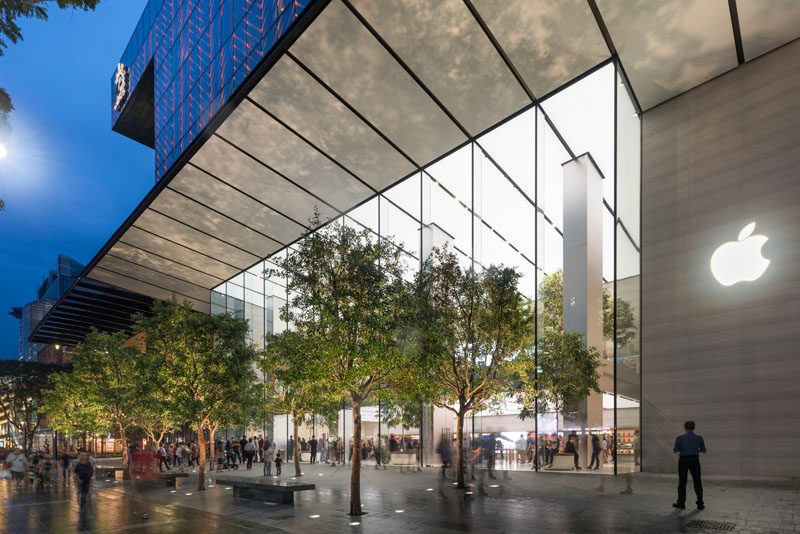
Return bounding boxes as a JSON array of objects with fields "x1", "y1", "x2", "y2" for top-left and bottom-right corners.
[{"x1": 1, "y1": 460, "x2": 797, "y2": 533}]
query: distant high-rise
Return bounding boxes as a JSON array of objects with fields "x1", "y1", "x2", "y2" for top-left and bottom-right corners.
[{"x1": 9, "y1": 255, "x2": 83, "y2": 361}]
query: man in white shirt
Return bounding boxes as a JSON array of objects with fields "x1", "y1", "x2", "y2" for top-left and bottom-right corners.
[
  {"x1": 516, "y1": 434, "x2": 528, "y2": 463},
  {"x1": 7, "y1": 448, "x2": 27, "y2": 486}
]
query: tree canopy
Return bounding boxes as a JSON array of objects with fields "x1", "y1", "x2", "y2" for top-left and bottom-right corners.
[
  {"x1": 133, "y1": 298, "x2": 259, "y2": 490},
  {"x1": 0, "y1": 360, "x2": 67, "y2": 453},
  {"x1": 270, "y1": 216, "x2": 414, "y2": 515},
  {"x1": 409, "y1": 248, "x2": 535, "y2": 487}
]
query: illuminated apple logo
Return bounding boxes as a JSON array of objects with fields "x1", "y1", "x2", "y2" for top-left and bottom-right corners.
[{"x1": 710, "y1": 222, "x2": 770, "y2": 286}]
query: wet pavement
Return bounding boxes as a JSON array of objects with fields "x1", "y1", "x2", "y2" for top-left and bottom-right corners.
[{"x1": 1, "y1": 462, "x2": 798, "y2": 533}]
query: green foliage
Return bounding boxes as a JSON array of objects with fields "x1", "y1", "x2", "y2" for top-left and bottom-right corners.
[
  {"x1": 540, "y1": 268, "x2": 636, "y2": 350},
  {"x1": 0, "y1": 360, "x2": 65, "y2": 453},
  {"x1": 42, "y1": 372, "x2": 108, "y2": 437},
  {"x1": 259, "y1": 329, "x2": 341, "y2": 476},
  {"x1": 260, "y1": 329, "x2": 339, "y2": 418},
  {"x1": 134, "y1": 299, "x2": 258, "y2": 433},
  {"x1": 133, "y1": 298, "x2": 259, "y2": 490},
  {"x1": 411, "y1": 248, "x2": 535, "y2": 414},
  {"x1": 269, "y1": 216, "x2": 414, "y2": 514},
  {"x1": 515, "y1": 330, "x2": 603, "y2": 417},
  {"x1": 45, "y1": 329, "x2": 144, "y2": 477},
  {"x1": 271, "y1": 217, "x2": 414, "y2": 405},
  {"x1": 409, "y1": 248, "x2": 534, "y2": 487},
  {"x1": 0, "y1": 0, "x2": 100, "y2": 56}
]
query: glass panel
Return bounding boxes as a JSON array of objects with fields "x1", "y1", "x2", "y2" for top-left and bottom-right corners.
[
  {"x1": 190, "y1": 135, "x2": 338, "y2": 224},
  {"x1": 169, "y1": 164, "x2": 307, "y2": 244},
  {"x1": 150, "y1": 188, "x2": 282, "y2": 258},
  {"x1": 351, "y1": 0, "x2": 530, "y2": 135},
  {"x1": 250, "y1": 56, "x2": 415, "y2": 191},
  {"x1": 120, "y1": 226, "x2": 237, "y2": 281},
  {"x1": 290, "y1": 0, "x2": 466, "y2": 166},
  {"x1": 136, "y1": 209, "x2": 260, "y2": 269},
  {"x1": 380, "y1": 196, "x2": 420, "y2": 258},
  {"x1": 217, "y1": 100, "x2": 374, "y2": 212},
  {"x1": 383, "y1": 171, "x2": 420, "y2": 221},
  {"x1": 540, "y1": 63, "x2": 616, "y2": 204},
  {"x1": 471, "y1": 0, "x2": 608, "y2": 96},
  {"x1": 476, "y1": 107, "x2": 536, "y2": 199},
  {"x1": 594, "y1": 0, "x2": 737, "y2": 109},
  {"x1": 615, "y1": 68, "x2": 641, "y2": 473}
]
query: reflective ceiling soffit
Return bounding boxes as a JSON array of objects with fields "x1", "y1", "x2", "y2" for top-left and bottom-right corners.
[{"x1": 77, "y1": 0, "x2": 800, "y2": 313}]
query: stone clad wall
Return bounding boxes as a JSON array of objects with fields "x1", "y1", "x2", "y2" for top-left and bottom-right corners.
[{"x1": 641, "y1": 38, "x2": 800, "y2": 476}]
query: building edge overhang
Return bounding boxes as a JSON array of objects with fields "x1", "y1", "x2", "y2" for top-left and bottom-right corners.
[{"x1": 28, "y1": 0, "x2": 333, "y2": 346}]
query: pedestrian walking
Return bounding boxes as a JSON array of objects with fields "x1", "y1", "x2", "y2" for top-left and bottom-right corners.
[
  {"x1": 60, "y1": 451, "x2": 72, "y2": 481},
  {"x1": 263, "y1": 443, "x2": 275, "y2": 476},
  {"x1": 7, "y1": 448, "x2": 28, "y2": 487},
  {"x1": 157, "y1": 443, "x2": 170, "y2": 472},
  {"x1": 274, "y1": 453, "x2": 282, "y2": 475},
  {"x1": 73, "y1": 452, "x2": 94, "y2": 509},
  {"x1": 673, "y1": 421, "x2": 706, "y2": 510},
  {"x1": 588, "y1": 434, "x2": 602, "y2": 471}
]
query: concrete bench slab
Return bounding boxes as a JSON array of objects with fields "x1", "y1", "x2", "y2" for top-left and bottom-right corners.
[
  {"x1": 214, "y1": 475, "x2": 315, "y2": 505},
  {"x1": 161, "y1": 472, "x2": 189, "y2": 487},
  {"x1": 96, "y1": 467, "x2": 118, "y2": 479},
  {"x1": 548, "y1": 453, "x2": 576, "y2": 471}
]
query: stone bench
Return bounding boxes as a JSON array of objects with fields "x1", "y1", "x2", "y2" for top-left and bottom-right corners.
[
  {"x1": 162, "y1": 472, "x2": 189, "y2": 487},
  {"x1": 215, "y1": 475, "x2": 315, "y2": 505},
  {"x1": 548, "y1": 453, "x2": 576, "y2": 471}
]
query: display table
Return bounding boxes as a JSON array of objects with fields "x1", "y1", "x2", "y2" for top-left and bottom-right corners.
[{"x1": 388, "y1": 452, "x2": 417, "y2": 466}]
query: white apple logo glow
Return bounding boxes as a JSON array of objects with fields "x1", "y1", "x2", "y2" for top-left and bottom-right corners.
[{"x1": 710, "y1": 222, "x2": 770, "y2": 286}]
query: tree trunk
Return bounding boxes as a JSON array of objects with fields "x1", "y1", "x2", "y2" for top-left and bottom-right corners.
[
  {"x1": 349, "y1": 400, "x2": 363, "y2": 516},
  {"x1": 120, "y1": 425, "x2": 130, "y2": 480},
  {"x1": 196, "y1": 422, "x2": 207, "y2": 491},
  {"x1": 456, "y1": 410, "x2": 466, "y2": 489},
  {"x1": 292, "y1": 411, "x2": 301, "y2": 477}
]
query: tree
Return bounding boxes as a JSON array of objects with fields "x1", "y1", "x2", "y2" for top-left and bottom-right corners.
[
  {"x1": 271, "y1": 217, "x2": 413, "y2": 516},
  {"x1": 52, "y1": 329, "x2": 144, "y2": 479},
  {"x1": 409, "y1": 248, "x2": 535, "y2": 488},
  {"x1": 515, "y1": 330, "x2": 603, "y2": 425},
  {"x1": 0, "y1": 360, "x2": 65, "y2": 454},
  {"x1": 42, "y1": 372, "x2": 108, "y2": 449},
  {"x1": 133, "y1": 402, "x2": 179, "y2": 449},
  {"x1": 259, "y1": 330, "x2": 338, "y2": 477},
  {"x1": 133, "y1": 298, "x2": 259, "y2": 491}
]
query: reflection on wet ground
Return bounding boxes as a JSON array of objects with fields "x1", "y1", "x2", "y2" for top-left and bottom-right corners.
[{"x1": 1, "y1": 462, "x2": 797, "y2": 533}]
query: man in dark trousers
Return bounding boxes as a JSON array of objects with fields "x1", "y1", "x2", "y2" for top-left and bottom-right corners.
[
  {"x1": 73, "y1": 451, "x2": 94, "y2": 509},
  {"x1": 673, "y1": 420, "x2": 706, "y2": 510},
  {"x1": 309, "y1": 436, "x2": 318, "y2": 464}
]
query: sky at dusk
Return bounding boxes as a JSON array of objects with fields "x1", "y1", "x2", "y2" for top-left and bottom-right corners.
[{"x1": 0, "y1": 0, "x2": 151, "y2": 359}]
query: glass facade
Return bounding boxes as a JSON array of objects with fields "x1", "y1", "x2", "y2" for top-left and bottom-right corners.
[
  {"x1": 112, "y1": 0, "x2": 313, "y2": 181},
  {"x1": 212, "y1": 61, "x2": 641, "y2": 473}
]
